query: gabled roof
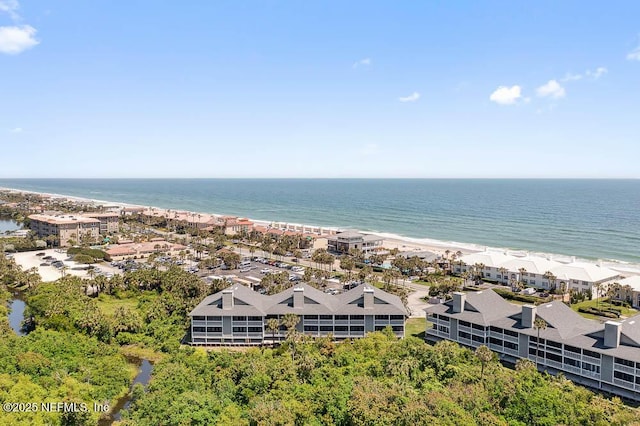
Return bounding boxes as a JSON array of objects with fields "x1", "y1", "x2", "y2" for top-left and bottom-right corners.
[
  {"x1": 426, "y1": 289, "x2": 520, "y2": 326},
  {"x1": 618, "y1": 276, "x2": 640, "y2": 292},
  {"x1": 534, "y1": 301, "x2": 601, "y2": 340},
  {"x1": 189, "y1": 283, "x2": 408, "y2": 317}
]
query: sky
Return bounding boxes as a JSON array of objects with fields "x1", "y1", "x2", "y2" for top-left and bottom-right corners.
[{"x1": 1, "y1": 1, "x2": 639, "y2": 178}]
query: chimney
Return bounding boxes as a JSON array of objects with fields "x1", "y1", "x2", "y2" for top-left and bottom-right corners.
[
  {"x1": 604, "y1": 321, "x2": 621, "y2": 348},
  {"x1": 222, "y1": 289, "x2": 234, "y2": 310},
  {"x1": 521, "y1": 305, "x2": 536, "y2": 328},
  {"x1": 363, "y1": 288, "x2": 374, "y2": 309},
  {"x1": 452, "y1": 292, "x2": 466, "y2": 313},
  {"x1": 294, "y1": 287, "x2": 304, "y2": 308}
]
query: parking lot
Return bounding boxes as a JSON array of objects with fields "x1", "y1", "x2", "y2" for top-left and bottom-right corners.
[{"x1": 10, "y1": 249, "x2": 122, "y2": 282}]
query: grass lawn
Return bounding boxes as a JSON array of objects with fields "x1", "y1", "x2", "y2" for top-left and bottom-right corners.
[
  {"x1": 96, "y1": 295, "x2": 140, "y2": 316},
  {"x1": 406, "y1": 318, "x2": 428, "y2": 339},
  {"x1": 571, "y1": 298, "x2": 638, "y2": 319}
]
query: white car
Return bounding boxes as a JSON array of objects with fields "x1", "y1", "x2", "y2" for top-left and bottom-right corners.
[{"x1": 260, "y1": 268, "x2": 271, "y2": 274}]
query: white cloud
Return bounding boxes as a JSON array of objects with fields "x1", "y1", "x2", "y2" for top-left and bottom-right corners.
[
  {"x1": 536, "y1": 80, "x2": 565, "y2": 99},
  {"x1": 489, "y1": 85, "x2": 522, "y2": 105},
  {"x1": 627, "y1": 46, "x2": 640, "y2": 61},
  {"x1": 398, "y1": 92, "x2": 420, "y2": 102},
  {"x1": 9, "y1": 127, "x2": 22, "y2": 133},
  {"x1": 561, "y1": 66, "x2": 607, "y2": 82},
  {"x1": 0, "y1": 0, "x2": 20, "y2": 21},
  {"x1": 0, "y1": 25, "x2": 39, "y2": 54},
  {"x1": 352, "y1": 58, "x2": 372, "y2": 68},
  {"x1": 561, "y1": 72, "x2": 583, "y2": 82}
]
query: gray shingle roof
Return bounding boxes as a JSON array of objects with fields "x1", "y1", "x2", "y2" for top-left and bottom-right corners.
[{"x1": 189, "y1": 283, "x2": 408, "y2": 317}]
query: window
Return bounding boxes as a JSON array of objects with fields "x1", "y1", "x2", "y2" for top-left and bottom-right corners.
[
  {"x1": 582, "y1": 362, "x2": 600, "y2": 373},
  {"x1": 472, "y1": 335, "x2": 485, "y2": 343},
  {"x1": 304, "y1": 326, "x2": 318, "y2": 332},
  {"x1": 504, "y1": 341, "x2": 518, "y2": 351},
  {"x1": 564, "y1": 357, "x2": 580, "y2": 367},
  {"x1": 351, "y1": 315, "x2": 364, "y2": 320},
  {"x1": 490, "y1": 326, "x2": 502, "y2": 333},
  {"x1": 583, "y1": 350, "x2": 601, "y2": 359},
  {"x1": 193, "y1": 327, "x2": 205, "y2": 333},
  {"x1": 615, "y1": 358, "x2": 635, "y2": 367},
  {"x1": 206, "y1": 327, "x2": 222, "y2": 333},
  {"x1": 437, "y1": 325, "x2": 449, "y2": 333},
  {"x1": 504, "y1": 329, "x2": 518, "y2": 338},
  {"x1": 206, "y1": 316, "x2": 221, "y2": 321},
  {"x1": 335, "y1": 326, "x2": 348, "y2": 332},
  {"x1": 547, "y1": 340, "x2": 561, "y2": 349},
  {"x1": 459, "y1": 331, "x2": 471, "y2": 340},
  {"x1": 232, "y1": 327, "x2": 247, "y2": 333},
  {"x1": 320, "y1": 315, "x2": 332, "y2": 320},
  {"x1": 305, "y1": 315, "x2": 318, "y2": 320},
  {"x1": 248, "y1": 316, "x2": 262, "y2": 321},
  {"x1": 193, "y1": 316, "x2": 205, "y2": 321},
  {"x1": 351, "y1": 326, "x2": 364, "y2": 332},
  {"x1": 320, "y1": 326, "x2": 333, "y2": 332},
  {"x1": 391, "y1": 326, "x2": 403, "y2": 332},
  {"x1": 459, "y1": 320, "x2": 471, "y2": 327},
  {"x1": 375, "y1": 315, "x2": 389, "y2": 320},
  {"x1": 614, "y1": 371, "x2": 633, "y2": 382},
  {"x1": 472, "y1": 323, "x2": 485, "y2": 331},
  {"x1": 565, "y1": 345, "x2": 581, "y2": 354},
  {"x1": 248, "y1": 327, "x2": 262, "y2": 333},
  {"x1": 335, "y1": 315, "x2": 348, "y2": 320},
  {"x1": 547, "y1": 352, "x2": 562, "y2": 363},
  {"x1": 489, "y1": 337, "x2": 502, "y2": 346},
  {"x1": 233, "y1": 316, "x2": 247, "y2": 321}
]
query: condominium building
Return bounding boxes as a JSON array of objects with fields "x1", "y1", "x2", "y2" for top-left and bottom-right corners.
[
  {"x1": 426, "y1": 290, "x2": 640, "y2": 401},
  {"x1": 189, "y1": 283, "x2": 408, "y2": 345},
  {"x1": 453, "y1": 251, "x2": 620, "y2": 293},
  {"x1": 327, "y1": 231, "x2": 384, "y2": 254},
  {"x1": 83, "y1": 213, "x2": 119, "y2": 234},
  {"x1": 28, "y1": 214, "x2": 100, "y2": 247}
]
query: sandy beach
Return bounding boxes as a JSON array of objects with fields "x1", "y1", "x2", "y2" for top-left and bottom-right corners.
[{"x1": 3, "y1": 186, "x2": 639, "y2": 277}]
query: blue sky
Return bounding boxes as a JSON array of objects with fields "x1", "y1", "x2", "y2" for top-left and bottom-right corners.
[{"x1": 1, "y1": 1, "x2": 639, "y2": 178}]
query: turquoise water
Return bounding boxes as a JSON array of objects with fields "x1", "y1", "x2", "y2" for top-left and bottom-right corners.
[{"x1": 0, "y1": 179, "x2": 638, "y2": 264}]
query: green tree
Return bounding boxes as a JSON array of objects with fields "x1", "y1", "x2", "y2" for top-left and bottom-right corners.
[
  {"x1": 534, "y1": 317, "x2": 547, "y2": 369},
  {"x1": 475, "y1": 344, "x2": 493, "y2": 384}
]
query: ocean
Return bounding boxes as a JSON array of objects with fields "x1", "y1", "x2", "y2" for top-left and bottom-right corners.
[{"x1": 0, "y1": 179, "x2": 639, "y2": 265}]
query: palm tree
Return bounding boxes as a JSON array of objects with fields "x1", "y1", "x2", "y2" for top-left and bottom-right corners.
[
  {"x1": 475, "y1": 345, "x2": 493, "y2": 385},
  {"x1": 498, "y1": 267, "x2": 508, "y2": 285},
  {"x1": 543, "y1": 271, "x2": 557, "y2": 292},
  {"x1": 533, "y1": 317, "x2": 547, "y2": 369},
  {"x1": 281, "y1": 313, "x2": 300, "y2": 339},
  {"x1": 593, "y1": 282, "x2": 603, "y2": 309},
  {"x1": 518, "y1": 267, "x2": 527, "y2": 287},
  {"x1": 266, "y1": 318, "x2": 280, "y2": 347}
]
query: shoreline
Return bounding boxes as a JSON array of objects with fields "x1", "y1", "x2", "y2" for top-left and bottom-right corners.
[{"x1": 3, "y1": 185, "x2": 640, "y2": 277}]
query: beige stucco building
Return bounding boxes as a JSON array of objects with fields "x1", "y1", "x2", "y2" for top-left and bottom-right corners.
[{"x1": 28, "y1": 214, "x2": 100, "y2": 247}]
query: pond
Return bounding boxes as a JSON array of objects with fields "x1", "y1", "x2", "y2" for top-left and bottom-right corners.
[
  {"x1": 0, "y1": 219, "x2": 20, "y2": 233},
  {"x1": 8, "y1": 291, "x2": 27, "y2": 336},
  {"x1": 98, "y1": 358, "x2": 154, "y2": 425}
]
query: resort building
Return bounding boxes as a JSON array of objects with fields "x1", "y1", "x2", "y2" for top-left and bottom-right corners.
[
  {"x1": 28, "y1": 214, "x2": 100, "y2": 247},
  {"x1": 327, "y1": 231, "x2": 384, "y2": 255},
  {"x1": 83, "y1": 212, "x2": 120, "y2": 234},
  {"x1": 426, "y1": 290, "x2": 640, "y2": 401},
  {"x1": 189, "y1": 283, "x2": 408, "y2": 346},
  {"x1": 106, "y1": 240, "x2": 187, "y2": 260},
  {"x1": 615, "y1": 276, "x2": 640, "y2": 309},
  {"x1": 452, "y1": 251, "x2": 620, "y2": 293}
]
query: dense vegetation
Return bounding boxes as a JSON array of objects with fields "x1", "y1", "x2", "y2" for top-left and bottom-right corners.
[
  {"x1": 2, "y1": 252, "x2": 640, "y2": 425},
  {"x1": 122, "y1": 333, "x2": 639, "y2": 426}
]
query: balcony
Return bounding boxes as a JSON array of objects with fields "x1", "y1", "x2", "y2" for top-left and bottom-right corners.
[{"x1": 614, "y1": 364, "x2": 636, "y2": 375}]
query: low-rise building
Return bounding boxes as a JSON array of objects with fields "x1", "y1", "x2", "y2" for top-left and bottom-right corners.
[
  {"x1": 453, "y1": 251, "x2": 620, "y2": 294},
  {"x1": 189, "y1": 283, "x2": 408, "y2": 345},
  {"x1": 84, "y1": 212, "x2": 119, "y2": 234},
  {"x1": 327, "y1": 231, "x2": 384, "y2": 255},
  {"x1": 28, "y1": 214, "x2": 100, "y2": 247},
  {"x1": 106, "y1": 240, "x2": 187, "y2": 260},
  {"x1": 426, "y1": 290, "x2": 640, "y2": 401}
]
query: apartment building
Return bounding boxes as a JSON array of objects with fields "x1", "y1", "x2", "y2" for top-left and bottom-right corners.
[
  {"x1": 189, "y1": 283, "x2": 408, "y2": 345},
  {"x1": 28, "y1": 214, "x2": 100, "y2": 247},
  {"x1": 452, "y1": 251, "x2": 620, "y2": 293},
  {"x1": 84, "y1": 212, "x2": 119, "y2": 234},
  {"x1": 426, "y1": 290, "x2": 640, "y2": 401},
  {"x1": 327, "y1": 231, "x2": 384, "y2": 255}
]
